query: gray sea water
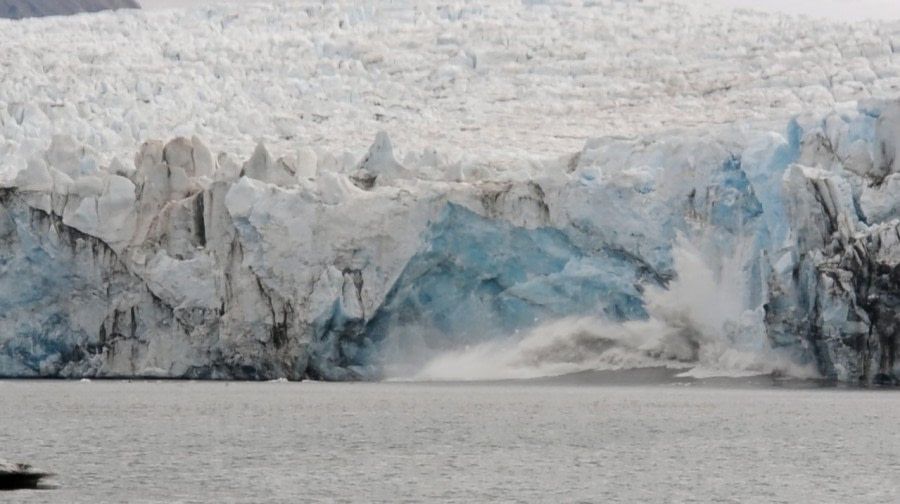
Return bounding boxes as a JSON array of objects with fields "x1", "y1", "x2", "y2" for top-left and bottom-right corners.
[{"x1": 1, "y1": 378, "x2": 898, "y2": 503}]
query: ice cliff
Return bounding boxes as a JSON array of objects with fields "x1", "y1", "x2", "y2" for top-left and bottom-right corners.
[
  {"x1": 3, "y1": 0, "x2": 900, "y2": 383},
  {"x1": 4, "y1": 101, "x2": 900, "y2": 383}
]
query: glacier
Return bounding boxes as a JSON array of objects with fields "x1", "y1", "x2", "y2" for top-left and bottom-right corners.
[{"x1": 3, "y1": 0, "x2": 900, "y2": 383}]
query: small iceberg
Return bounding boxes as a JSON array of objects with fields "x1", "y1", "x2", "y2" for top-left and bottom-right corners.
[{"x1": 0, "y1": 461, "x2": 53, "y2": 490}]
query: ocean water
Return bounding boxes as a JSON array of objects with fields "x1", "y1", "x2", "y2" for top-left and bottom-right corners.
[{"x1": 1, "y1": 379, "x2": 898, "y2": 503}]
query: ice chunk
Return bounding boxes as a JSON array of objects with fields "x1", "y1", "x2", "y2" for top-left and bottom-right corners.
[
  {"x1": 242, "y1": 142, "x2": 294, "y2": 187},
  {"x1": 14, "y1": 159, "x2": 53, "y2": 192},
  {"x1": 355, "y1": 131, "x2": 412, "y2": 185}
]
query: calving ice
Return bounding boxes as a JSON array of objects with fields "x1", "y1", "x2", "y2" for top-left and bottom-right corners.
[{"x1": 1, "y1": 0, "x2": 899, "y2": 384}]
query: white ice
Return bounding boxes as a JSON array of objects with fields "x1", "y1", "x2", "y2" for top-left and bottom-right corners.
[{"x1": 4, "y1": 0, "x2": 900, "y2": 185}]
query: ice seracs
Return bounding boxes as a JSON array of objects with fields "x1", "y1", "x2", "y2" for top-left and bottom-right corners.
[
  {"x1": 354, "y1": 131, "x2": 412, "y2": 187},
  {"x1": 3, "y1": 0, "x2": 900, "y2": 184}
]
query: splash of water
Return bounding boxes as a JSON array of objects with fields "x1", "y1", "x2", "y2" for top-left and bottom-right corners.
[{"x1": 397, "y1": 239, "x2": 816, "y2": 382}]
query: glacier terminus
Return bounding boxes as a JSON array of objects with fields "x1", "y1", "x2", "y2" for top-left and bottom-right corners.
[{"x1": 2, "y1": 0, "x2": 900, "y2": 384}]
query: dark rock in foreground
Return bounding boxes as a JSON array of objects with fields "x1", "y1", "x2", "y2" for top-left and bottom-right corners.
[
  {"x1": 0, "y1": 0, "x2": 139, "y2": 19},
  {"x1": 0, "y1": 461, "x2": 53, "y2": 490}
]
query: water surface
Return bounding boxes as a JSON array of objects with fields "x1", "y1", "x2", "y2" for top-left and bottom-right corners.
[{"x1": 1, "y1": 380, "x2": 898, "y2": 503}]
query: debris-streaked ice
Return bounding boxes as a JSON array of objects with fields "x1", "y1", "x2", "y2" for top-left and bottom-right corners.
[{"x1": 2, "y1": 0, "x2": 900, "y2": 383}]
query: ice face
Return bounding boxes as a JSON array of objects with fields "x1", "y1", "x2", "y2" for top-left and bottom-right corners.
[
  {"x1": 0, "y1": 101, "x2": 895, "y2": 382},
  {"x1": 0, "y1": 108, "x2": 844, "y2": 381},
  {"x1": 364, "y1": 203, "x2": 650, "y2": 376},
  {"x1": 763, "y1": 102, "x2": 900, "y2": 384}
]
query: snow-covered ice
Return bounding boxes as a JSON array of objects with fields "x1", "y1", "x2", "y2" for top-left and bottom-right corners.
[
  {"x1": 3, "y1": 0, "x2": 900, "y2": 181},
  {"x1": 2, "y1": 0, "x2": 900, "y2": 382}
]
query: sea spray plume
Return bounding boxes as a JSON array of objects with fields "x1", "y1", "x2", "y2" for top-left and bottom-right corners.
[
  {"x1": 409, "y1": 240, "x2": 817, "y2": 381},
  {"x1": 637, "y1": 238, "x2": 815, "y2": 378}
]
